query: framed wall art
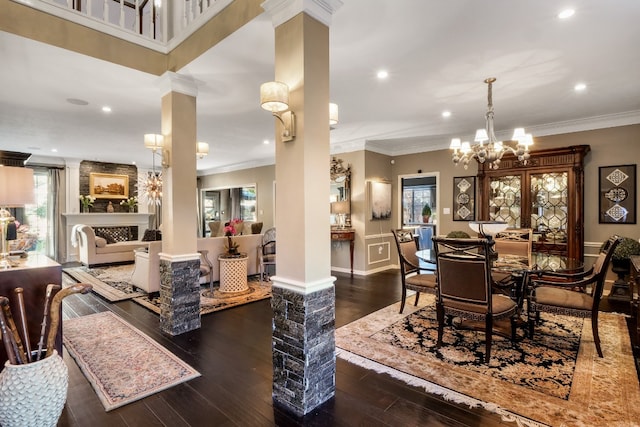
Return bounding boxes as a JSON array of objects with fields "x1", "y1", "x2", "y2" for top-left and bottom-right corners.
[
  {"x1": 368, "y1": 181, "x2": 392, "y2": 220},
  {"x1": 90, "y1": 172, "x2": 129, "y2": 199},
  {"x1": 453, "y1": 176, "x2": 476, "y2": 221},
  {"x1": 599, "y1": 164, "x2": 636, "y2": 224}
]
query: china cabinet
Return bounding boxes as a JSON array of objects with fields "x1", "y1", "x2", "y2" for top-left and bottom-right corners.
[{"x1": 477, "y1": 145, "x2": 590, "y2": 260}]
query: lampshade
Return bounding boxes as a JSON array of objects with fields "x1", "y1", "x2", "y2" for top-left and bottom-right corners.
[
  {"x1": 329, "y1": 103, "x2": 339, "y2": 125},
  {"x1": 196, "y1": 142, "x2": 209, "y2": 158},
  {"x1": 260, "y1": 81, "x2": 289, "y2": 113},
  {"x1": 0, "y1": 166, "x2": 35, "y2": 206},
  {"x1": 144, "y1": 134, "x2": 164, "y2": 151},
  {"x1": 331, "y1": 200, "x2": 350, "y2": 215},
  {"x1": 469, "y1": 221, "x2": 508, "y2": 237}
]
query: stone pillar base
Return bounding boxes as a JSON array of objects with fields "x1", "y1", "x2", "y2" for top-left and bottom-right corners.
[
  {"x1": 271, "y1": 284, "x2": 335, "y2": 416},
  {"x1": 159, "y1": 257, "x2": 201, "y2": 335}
]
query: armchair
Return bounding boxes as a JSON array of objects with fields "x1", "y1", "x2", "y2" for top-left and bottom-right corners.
[
  {"x1": 527, "y1": 235, "x2": 622, "y2": 357},
  {"x1": 391, "y1": 229, "x2": 437, "y2": 314},
  {"x1": 259, "y1": 227, "x2": 276, "y2": 282},
  {"x1": 432, "y1": 236, "x2": 518, "y2": 363}
]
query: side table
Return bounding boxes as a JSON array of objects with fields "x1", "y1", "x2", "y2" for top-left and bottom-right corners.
[
  {"x1": 331, "y1": 229, "x2": 355, "y2": 276},
  {"x1": 218, "y1": 253, "x2": 248, "y2": 293}
]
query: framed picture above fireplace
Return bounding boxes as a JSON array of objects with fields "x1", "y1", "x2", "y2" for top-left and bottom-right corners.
[{"x1": 90, "y1": 173, "x2": 129, "y2": 199}]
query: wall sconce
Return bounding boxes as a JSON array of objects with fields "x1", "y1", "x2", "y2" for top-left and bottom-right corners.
[
  {"x1": 260, "y1": 81, "x2": 296, "y2": 142},
  {"x1": 196, "y1": 142, "x2": 209, "y2": 159},
  {"x1": 144, "y1": 133, "x2": 170, "y2": 167},
  {"x1": 329, "y1": 103, "x2": 339, "y2": 126}
]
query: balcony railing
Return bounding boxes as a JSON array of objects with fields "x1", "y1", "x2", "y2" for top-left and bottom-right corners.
[{"x1": 12, "y1": 0, "x2": 233, "y2": 51}]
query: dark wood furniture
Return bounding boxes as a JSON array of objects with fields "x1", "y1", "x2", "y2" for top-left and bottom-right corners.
[
  {"x1": 631, "y1": 255, "x2": 640, "y2": 350},
  {"x1": 0, "y1": 254, "x2": 62, "y2": 365},
  {"x1": 331, "y1": 228, "x2": 355, "y2": 276},
  {"x1": 477, "y1": 145, "x2": 590, "y2": 261}
]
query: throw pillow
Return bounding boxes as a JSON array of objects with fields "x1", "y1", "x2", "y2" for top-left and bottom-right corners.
[
  {"x1": 95, "y1": 237, "x2": 107, "y2": 248},
  {"x1": 142, "y1": 229, "x2": 162, "y2": 241},
  {"x1": 95, "y1": 230, "x2": 116, "y2": 244}
]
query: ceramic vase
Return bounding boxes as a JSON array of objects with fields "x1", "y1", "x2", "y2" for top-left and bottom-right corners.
[{"x1": 0, "y1": 350, "x2": 68, "y2": 427}]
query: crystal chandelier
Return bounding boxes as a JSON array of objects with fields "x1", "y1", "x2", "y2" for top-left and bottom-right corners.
[{"x1": 450, "y1": 77, "x2": 533, "y2": 170}]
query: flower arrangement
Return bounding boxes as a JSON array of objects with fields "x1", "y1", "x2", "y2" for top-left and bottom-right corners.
[
  {"x1": 224, "y1": 219, "x2": 242, "y2": 255},
  {"x1": 79, "y1": 195, "x2": 95, "y2": 213},
  {"x1": 120, "y1": 196, "x2": 138, "y2": 212}
]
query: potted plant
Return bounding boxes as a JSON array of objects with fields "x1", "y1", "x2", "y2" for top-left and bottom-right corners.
[
  {"x1": 609, "y1": 236, "x2": 640, "y2": 278},
  {"x1": 422, "y1": 203, "x2": 431, "y2": 223}
]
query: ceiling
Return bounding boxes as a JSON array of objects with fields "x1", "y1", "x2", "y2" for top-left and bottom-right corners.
[{"x1": 1, "y1": 0, "x2": 639, "y2": 173}]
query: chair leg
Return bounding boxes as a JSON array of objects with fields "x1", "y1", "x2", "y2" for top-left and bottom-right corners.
[
  {"x1": 510, "y1": 316, "x2": 517, "y2": 342},
  {"x1": 436, "y1": 302, "x2": 444, "y2": 347},
  {"x1": 399, "y1": 285, "x2": 407, "y2": 314},
  {"x1": 485, "y1": 317, "x2": 493, "y2": 364},
  {"x1": 592, "y1": 314, "x2": 603, "y2": 358},
  {"x1": 414, "y1": 291, "x2": 420, "y2": 306}
]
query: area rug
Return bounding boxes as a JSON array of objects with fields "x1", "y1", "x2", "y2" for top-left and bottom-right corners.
[
  {"x1": 336, "y1": 294, "x2": 640, "y2": 427},
  {"x1": 63, "y1": 311, "x2": 200, "y2": 411},
  {"x1": 63, "y1": 264, "x2": 144, "y2": 301},
  {"x1": 132, "y1": 277, "x2": 272, "y2": 315}
]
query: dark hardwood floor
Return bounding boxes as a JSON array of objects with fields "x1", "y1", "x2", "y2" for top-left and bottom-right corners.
[{"x1": 57, "y1": 269, "x2": 639, "y2": 427}]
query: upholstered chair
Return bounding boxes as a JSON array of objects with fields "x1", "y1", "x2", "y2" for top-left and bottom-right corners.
[
  {"x1": 527, "y1": 235, "x2": 622, "y2": 357},
  {"x1": 432, "y1": 236, "x2": 518, "y2": 364},
  {"x1": 259, "y1": 227, "x2": 276, "y2": 282},
  {"x1": 391, "y1": 229, "x2": 437, "y2": 314},
  {"x1": 208, "y1": 221, "x2": 222, "y2": 237}
]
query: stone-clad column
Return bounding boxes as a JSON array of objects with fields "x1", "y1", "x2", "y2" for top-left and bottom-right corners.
[
  {"x1": 157, "y1": 71, "x2": 201, "y2": 336},
  {"x1": 262, "y1": 0, "x2": 343, "y2": 416}
]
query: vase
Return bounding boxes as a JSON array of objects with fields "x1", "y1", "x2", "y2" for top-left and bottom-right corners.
[
  {"x1": 82, "y1": 206, "x2": 89, "y2": 213},
  {"x1": 129, "y1": 206, "x2": 135, "y2": 213},
  {"x1": 0, "y1": 350, "x2": 68, "y2": 427},
  {"x1": 226, "y1": 236, "x2": 238, "y2": 255},
  {"x1": 107, "y1": 202, "x2": 114, "y2": 213}
]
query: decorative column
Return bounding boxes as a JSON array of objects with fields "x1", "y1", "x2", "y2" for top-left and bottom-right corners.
[
  {"x1": 157, "y1": 71, "x2": 201, "y2": 335},
  {"x1": 262, "y1": 0, "x2": 343, "y2": 416}
]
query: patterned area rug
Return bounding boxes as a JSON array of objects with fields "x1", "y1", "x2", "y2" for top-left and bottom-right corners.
[
  {"x1": 63, "y1": 312, "x2": 200, "y2": 411},
  {"x1": 336, "y1": 294, "x2": 640, "y2": 427},
  {"x1": 132, "y1": 278, "x2": 271, "y2": 315},
  {"x1": 63, "y1": 265, "x2": 144, "y2": 301}
]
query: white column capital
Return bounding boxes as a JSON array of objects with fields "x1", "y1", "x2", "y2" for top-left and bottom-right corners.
[
  {"x1": 261, "y1": 0, "x2": 343, "y2": 28},
  {"x1": 157, "y1": 71, "x2": 198, "y2": 98}
]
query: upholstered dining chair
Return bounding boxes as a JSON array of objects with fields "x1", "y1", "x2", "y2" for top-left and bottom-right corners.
[
  {"x1": 259, "y1": 227, "x2": 276, "y2": 282},
  {"x1": 391, "y1": 229, "x2": 437, "y2": 314},
  {"x1": 492, "y1": 228, "x2": 533, "y2": 288},
  {"x1": 527, "y1": 235, "x2": 622, "y2": 357},
  {"x1": 208, "y1": 221, "x2": 222, "y2": 237},
  {"x1": 432, "y1": 236, "x2": 518, "y2": 364},
  {"x1": 198, "y1": 250, "x2": 215, "y2": 294}
]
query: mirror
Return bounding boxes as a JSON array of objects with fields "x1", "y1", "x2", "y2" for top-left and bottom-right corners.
[
  {"x1": 201, "y1": 185, "x2": 256, "y2": 237},
  {"x1": 330, "y1": 157, "x2": 351, "y2": 228}
]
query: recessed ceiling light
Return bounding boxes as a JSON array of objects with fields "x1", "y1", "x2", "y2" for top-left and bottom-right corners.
[
  {"x1": 102, "y1": 106, "x2": 112, "y2": 113},
  {"x1": 263, "y1": 139, "x2": 270, "y2": 145},
  {"x1": 574, "y1": 82, "x2": 587, "y2": 91},
  {"x1": 51, "y1": 148, "x2": 58, "y2": 153},
  {"x1": 66, "y1": 98, "x2": 88, "y2": 106},
  {"x1": 558, "y1": 9, "x2": 575, "y2": 19},
  {"x1": 442, "y1": 111, "x2": 451, "y2": 118},
  {"x1": 377, "y1": 70, "x2": 389, "y2": 79}
]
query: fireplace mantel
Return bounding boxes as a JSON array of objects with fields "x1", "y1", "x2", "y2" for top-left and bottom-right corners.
[{"x1": 62, "y1": 213, "x2": 153, "y2": 262}]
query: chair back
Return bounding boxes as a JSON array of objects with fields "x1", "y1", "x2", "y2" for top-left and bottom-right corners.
[
  {"x1": 494, "y1": 228, "x2": 532, "y2": 260},
  {"x1": 208, "y1": 221, "x2": 222, "y2": 237},
  {"x1": 392, "y1": 229, "x2": 420, "y2": 276},
  {"x1": 591, "y1": 235, "x2": 622, "y2": 300},
  {"x1": 432, "y1": 237, "x2": 493, "y2": 310},
  {"x1": 262, "y1": 227, "x2": 276, "y2": 255}
]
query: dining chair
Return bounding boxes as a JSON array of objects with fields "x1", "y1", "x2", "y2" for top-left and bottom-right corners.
[
  {"x1": 492, "y1": 228, "x2": 533, "y2": 289},
  {"x1": 432, "y1": 236, "x2": 518, "y2": 363},
  {"x1": 527, "y1": 235, "x2": 622, "y2": 357},
  {"x1": 198, "y1": 250, "x2": 215, "y2": 294},
  {"x1": 391, "y1": 229, "x2": 437, "y2": 314},
  {"x1": 259, "y1": 227, "x2": 276, "y2": 282}
]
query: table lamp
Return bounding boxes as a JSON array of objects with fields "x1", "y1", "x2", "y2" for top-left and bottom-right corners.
[
  {"x1": 0, "y1": 166, "x2": 35, "y2": 269},
  {"x1": 331, "y1": 200, "x2": 350, "y2": 229}
]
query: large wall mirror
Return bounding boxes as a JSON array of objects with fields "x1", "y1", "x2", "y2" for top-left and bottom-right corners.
[
  {"x1": 201, "y1": 185, "x2": 256, "y2": 237},
  {"x1": 330, "y1": 157, "x2": 351, "y2": 228}
]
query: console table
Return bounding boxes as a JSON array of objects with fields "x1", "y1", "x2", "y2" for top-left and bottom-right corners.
[
  {"x1": 0, "y1": 254, "x2": 62, "y2": 365},
  {"x1": 630, "y1": 255, "x2": 640, "y2": 351},
  {"x1": 218, "y1": 254, "x2": 248, "y2": 293},
  {"x1": 331, "y1": 229, "x2": 355, "y2": 276}
]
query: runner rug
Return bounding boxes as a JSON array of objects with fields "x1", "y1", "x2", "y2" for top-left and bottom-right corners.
[
  {"x1": 335, "y1": 294, "x2": 640, "y2": 427},
  {"x1": 63, "y1": 312, "x2": 200, "y2": 411},
  {"x1": 63, "y1": 265, "x2": 144, "y2": 301}
]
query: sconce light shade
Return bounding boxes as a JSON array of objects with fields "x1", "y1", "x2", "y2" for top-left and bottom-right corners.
[
  {"x1": 144, "y1": 133, "x2": 164, "y2": 151},
  {"x1": 329, "y1": 103, "x2": 339, "y2": 125},
  {"x1": 260, "y1": 82, "x2": 290, "y2": 113},
  {"x1": 0, "y1": 166, "x2": 35, "y2": 207},
  {"x1": 197, "y1": 142, "x2": 209, "y2": 159}
]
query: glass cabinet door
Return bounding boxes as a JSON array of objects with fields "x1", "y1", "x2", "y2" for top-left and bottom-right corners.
[
  {"x1": 488, "y1": 175, "x2": 522, "y2": 228},
  {"x1": 530, "y1": 172, "x2": 568, "y2": 244}
]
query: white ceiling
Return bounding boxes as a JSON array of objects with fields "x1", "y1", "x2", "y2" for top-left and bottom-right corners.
[{"x1": 1, "y1": 0, "x2": 639, "y2": 173}]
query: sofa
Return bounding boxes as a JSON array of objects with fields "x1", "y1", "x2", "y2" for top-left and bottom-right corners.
[
  {"x1": 131, "y1": 234, "x2": 263, "y2": 293},
  {"x1": 73, "y1": 224, "x2": 148, "y2": 267}
]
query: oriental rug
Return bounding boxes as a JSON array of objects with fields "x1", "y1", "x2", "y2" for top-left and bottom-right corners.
[
  {"x1": 63, "y1": 311, "x2": 200, "y2": 411},
  {"x1": 63, "y1": 265, "x2": 144, "y2": 301},
  {"x1": 336, "y1": 294, "x2": 640, "y2": 427}
]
